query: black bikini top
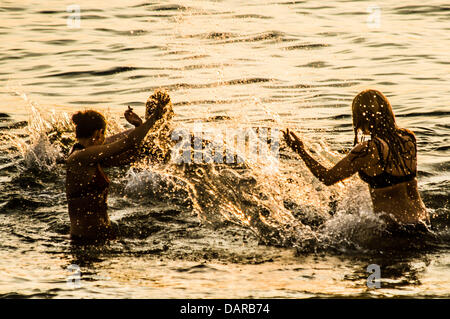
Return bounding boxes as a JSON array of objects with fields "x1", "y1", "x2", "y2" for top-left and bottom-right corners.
[
  {"x1": 67, "y1": 143, "x2": 110, "y2": 198},
  {"x1": 358, "y1": 135, "x2": 417, "y2": 189}
]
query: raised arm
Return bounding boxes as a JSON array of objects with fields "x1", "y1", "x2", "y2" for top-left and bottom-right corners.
[
  {"x1": 104, "y1": 128, "x2": 134, "y2": 145},
  {"x1": 104, "y1": 106, "x2": 144, "y2": 144},
  {"x1": 283, "y1": 129, "x2": 378, "y2": 186},
  {"x1": 67, "y1": 107, "x2": 165, "y2": 165},
  {"x1": 99, "y1": 148, "x2": 139, "y2": 168}
]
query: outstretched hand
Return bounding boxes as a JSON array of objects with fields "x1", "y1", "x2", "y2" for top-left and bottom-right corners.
[
  {"x1": 124, "y1": 106, "x2": 143, "y2": 127},
  {"x1": 283, "y1": 128, "x2": 305, "y2": 153}
]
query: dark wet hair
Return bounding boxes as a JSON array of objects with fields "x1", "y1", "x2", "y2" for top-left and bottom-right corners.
[
  {"x1": 352, "y1": 89, "x2": 416, "y2": 175},
  {"x1": 72, "y1": 110, "x2": 106, "y2": 138}
]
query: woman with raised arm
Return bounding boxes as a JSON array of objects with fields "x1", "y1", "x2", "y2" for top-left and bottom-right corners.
[
  {"x1": 283, "y1": 89, "x2": 430, "y2": 233},
  {"x1": 65, "y1": 100, "x2": 168, "y2": 243}
]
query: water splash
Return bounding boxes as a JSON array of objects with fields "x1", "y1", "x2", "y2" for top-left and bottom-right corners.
[{"x1": 3, "y1": 92, "x2": 437, "y2": 253}]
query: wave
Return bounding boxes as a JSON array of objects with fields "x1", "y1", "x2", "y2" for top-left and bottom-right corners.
[
  {"x1": 283, "y1": 43, "x2": 329, "y2": 50},
  {"x1": 146, "y1": 4, "x2": 190, "y2": 12},
  {"x1": 94, "y1": 28, "x2": 149, "y2": 37},
  {"x1": 216, "y1": 31, "x2": 286, "y2": 44},
  {"x1": 146, "y1": 77, "x2": 274, "y2": 91},
  {"x1": 394, "y1": 5, "x2": 450, "y2": 15},
  {"x1": 41, "y1": 66, "x2": 139, "y2": 79}
]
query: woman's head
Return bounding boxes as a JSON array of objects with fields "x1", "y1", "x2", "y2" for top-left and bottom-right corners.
[
  {"x1": 351, "y1": 89, "x2": 398, "y2": 144},
  {"x1": 72, "y1": 110, "x2": 106, "y2": 144},
  {"x1": 351, "y1": 89, "x2": 415, "y2": 174}
]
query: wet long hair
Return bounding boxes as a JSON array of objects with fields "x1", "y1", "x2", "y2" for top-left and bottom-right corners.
[
  {"x1": 72, "y1": 110, "x2": 106, "y2": 139},
  {"x1": 351, "y1": 89, "x2": 416, "y2": 174}
]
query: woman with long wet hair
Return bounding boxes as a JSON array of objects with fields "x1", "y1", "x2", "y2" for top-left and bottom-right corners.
[
  {"x1": 283, "y1": 89, "x2": 430, "y2": 232},
  {"x1": 66, "y1": 98, "x2": 169, "y2": 243}
]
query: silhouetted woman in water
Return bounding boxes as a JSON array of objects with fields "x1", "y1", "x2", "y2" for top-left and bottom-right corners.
[
  {"x1": 284, "y1": 89, "x2": 430, "y2": 233},
  {"x1": 66, "y1": 100, "x2": 169, "y2": 242}
]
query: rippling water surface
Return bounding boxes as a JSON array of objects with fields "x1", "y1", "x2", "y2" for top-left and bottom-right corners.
[{"x1": 0, "y1": 0, "x2": 449, "y2": 298}]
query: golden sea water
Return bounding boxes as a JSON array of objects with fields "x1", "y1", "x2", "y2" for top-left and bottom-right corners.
[{"x1": 0, "y1": 0, "x2": 449, "y2": 298}]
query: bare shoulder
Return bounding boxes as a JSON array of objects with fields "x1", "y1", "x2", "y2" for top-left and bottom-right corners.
[
  {"x1": 66, "y1": 150, "x2": 83, "y2": 166},
  {"x1": 346, "y1": 140, "x2": 382, "y2": 172},
  {"x1": 66, "y1": 149, "x2": 92, "y2": 166},
  {"x1": 398, "y1": 128, "x2": 416, "y2": 142},
  {"x1": 348, "y1": 140, "x2": 376, "y2": 159}
]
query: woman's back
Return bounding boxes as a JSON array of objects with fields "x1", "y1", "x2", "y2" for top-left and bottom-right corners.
[
  {"x1": 66, "y1": 144, "x2": 112, "y2": 240},
  {"x1": 361, "y1": 130, "x2": 429, "y2": 224}
]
